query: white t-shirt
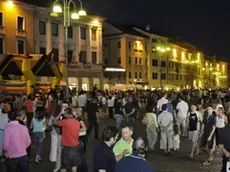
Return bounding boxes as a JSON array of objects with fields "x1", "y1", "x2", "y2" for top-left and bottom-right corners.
[
  {"x1": 158, "y1": 111, "x2": 173, "y2": 129},
  {"x1": 157, "y1": 97, "x2": 168, "y2": 111},
  {"x1": 78, "y1": 94, "x2": 87, "y2": 107},
  {"x1": 176, "y1": 100, "x2": 188, "y2": 118}
]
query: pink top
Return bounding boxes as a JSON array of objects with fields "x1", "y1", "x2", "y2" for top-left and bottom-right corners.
[{"x1": 3, "y1": 121, "x2": 31, "y2": 158}]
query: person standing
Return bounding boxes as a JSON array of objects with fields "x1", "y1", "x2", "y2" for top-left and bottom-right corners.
[
  {"x1": 113, "y1": 123, "x2": 134, "y2": 161},
  {"x1": 114, "y1": 98, "x2": 124, "y2": 129},
  {"x1": 215, "y1": 107, "x2": 228, "y2": 146},
  {"x1": 219, "y1": 115, "x2": 230, "y2": 172},
  {"x1": 3, "y1": 112, "x2": 31, "y2": 172},
  {"x1": 157, "y1": 93, "x2": 168, "y2": 114},
  {"x1": 25, "y1": 94, "x2": 34, "y2": 130},
  {"x1": 55, "y1": 108, "x2": 81, "y2": 172},
  {"x1": 115, "y1": 137, "x2": 155, "y2": 172},
  {"x1": 93, "y1": 126, "x2": 118, "y2": 172},
  {"x1": 142, "y1": 106, "x2": 158, "y2": 151},
  {"x1": 86, "y1": 98, "x2": 100, "y2": 140},
  {"x1": 176, "y1": 96, "x2": 189, "y2": 137},
  {"x1": 200, "y1": 105, "x2": 216, "y2": 165},
  {"x1": 187, "y1": 105, "x2": 203, "y2": 158},
  {"x1": 158, "y1": 104, "x2": 174, "y2": 155},
  {"x1": 31, "y1": 106, "x2": 46, "y2": 164},
  {"x1": 123, "y1": 97, "x2": 136, "y2": 127},
  {"x1": 107, "y1": 96, "x2": 115, "y2": 119}
]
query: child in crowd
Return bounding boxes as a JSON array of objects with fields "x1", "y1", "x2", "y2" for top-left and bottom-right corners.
[{"x1": 173, "y1": 124, "x2": 180, "y2": 151}]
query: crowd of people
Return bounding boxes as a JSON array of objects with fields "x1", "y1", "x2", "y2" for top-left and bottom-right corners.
[{"x1": 0, "y1": 86, "x2": 230, "y2": 172}]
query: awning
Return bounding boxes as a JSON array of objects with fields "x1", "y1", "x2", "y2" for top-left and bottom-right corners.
[
  {"x1": 0, "y1": 54, "x2": 23, "y2": 80},
  {"x1": 32, "y1": 51, "x2": 62, "y2": 77}
]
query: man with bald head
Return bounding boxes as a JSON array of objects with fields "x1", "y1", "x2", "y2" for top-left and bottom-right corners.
[{"x1": 115, "y1": 137, "x2": 155, "y2": 172}]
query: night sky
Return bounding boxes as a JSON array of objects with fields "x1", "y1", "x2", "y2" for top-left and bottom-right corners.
[{"x1": 24, "y1": 0, "x2": 230, "y2": 61}]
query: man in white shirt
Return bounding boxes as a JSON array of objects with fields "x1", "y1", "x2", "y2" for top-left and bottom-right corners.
[
  {"x1": 157, "y1": 94, "x2": 168, "y2": 114},
  {"x1": 78, "y1": 91, "x2": 87, "y2": 116},
  {"x1": 158, "y1": 104, "x2": 173, "y2": 154},
  {"x1": 176, "y1": 96, "x2": 189, "y2": 136}
]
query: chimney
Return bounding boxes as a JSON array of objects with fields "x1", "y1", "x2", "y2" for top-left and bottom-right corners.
[{"x1": 146, "y1": 24, "x2": 150, "y2": 31}]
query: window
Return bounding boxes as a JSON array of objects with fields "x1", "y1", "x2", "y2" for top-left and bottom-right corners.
[
  {"x1": 129, "y1": 71, "x2": 132, "y2": 78},
  {"x1": 139, "y1": 72, "x2": 142, "y2": 78},
  {"x1": 135, "y1": 72, "x2": 138, "y2": 78},
  {"x1": 80, "y1": 27, "x2": 86, "y2": 39},
  {"x1": 145, "y1": 59, "x2": 147, "y2": 65},
  {"x1": 0, "y1": 12, "x2": 3, "y2": 26},
  {"x1": 118, "y1": 57, "x2": 121, "y2": 64},
  {"x1": 104, "y1": 58, "x2": 108, "y2": 64},
  {"x1": 180, "y1": 74, "x2": 182, "y2": 80},
  {"x1": 161, "y1": 73, "x2": 166, "y2": 80},
  {"x1": 104, "y1": 42, "x2": 108, "y2": 47},
  {"x1": 17, "y1": 40, "x2": 24, "y2": 54},
  {"x1": 139, "y1": 58, "x2": 142, "y2": 65},
  {"x1": 52, "y1": 48, "x2": 59, "y2": 62},
  {"x1": 40, "y1": 47, "x2": 46, "y2": 54},
  {"x1": 118, "y1": 41, "x2": 121, "y2": 48},
  {"x1": 135, "y1": 57, "x2": 137, "y2": 64},
  {"x1": 128, "y1": 41, "x2": 131, "y2": 49},
  {"x1": 176, "y1": 74, "x2": 179, "y2": 80},
  {"x1": 145, "y1": 73, "x2": 147, "y2": 77},
  {"x1": 161, "y1": 61, "x2": 166, "y2": 67},
  {"x1": 52, "y1": 23, "x2": 58, "y2": 36},
  {"x1": 152, "y1": 73, "x2": 158, "y2": 79},
  {"x1": 128, "y1": 57, "x2": 132, "y2": 64},
  {"x1": 92, "y1": 29, "x2": 96, "y2": 41},
  {"x1": 17, "y1": 16, "x2": 24, "y2": 30},
  {"x1": 152, "y1": 59, "x2": 158, "y2": 66},
  {"x1": 79, "y1": 51, "x2": 87, "y2": 64},
  {"x1": 39, "y1": 21, "x2": 46, "y2": 35},
  {"x1": 67, "y1": 50, "x2": 73, "y2": 63},
  {"x1": 92, "y1": 51, "x2": 97, "y2": 64},
  {"x1": 68, "y1": 26, "x2": 73, "y2": 38},
  {"x1": 0, "y1": 38, "x2": 3, "y2": 54}
]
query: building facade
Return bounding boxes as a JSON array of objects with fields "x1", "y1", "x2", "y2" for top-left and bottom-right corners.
[
  {"x1": 34, "y1": 6, "x2": 104, "y2": 91},
  {"x1": 203, "y1": 56, "x2": 228, "y2": 88},
  {"x1": 0, "y1": 0, "x2": 35, "y2": 54},
  {"x1": 103, "y1": 22, "x2": 149, "y2": 89},
  {"x1": 0, "y1": 0, "x2": 104, "y2": 91},
  {"x1": 104, "y1": 22, "x2": 228, "y2": 90}
]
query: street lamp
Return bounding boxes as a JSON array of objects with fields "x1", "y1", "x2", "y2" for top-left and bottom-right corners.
[
  {"x1": 51, "y1": 0, "x2": 87, "y2": 99},
  {"x1": 156, "y1": 45, "x2": 171, "y2": 89}
]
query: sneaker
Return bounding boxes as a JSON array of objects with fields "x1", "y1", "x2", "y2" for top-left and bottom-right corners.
[
  {"x1": 53, "y1": 167, "x2": 60, "y2": 172},
  {"x1": 203, "y1": 160, "x2": 211, "y2": 165}
]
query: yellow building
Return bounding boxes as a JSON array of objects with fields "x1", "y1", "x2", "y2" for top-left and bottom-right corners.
[
  {"x1": 103, "y1": 23, "x2": 229, "y2": 90},
  {"x1": 0, "y1": 0, "x2": 35, "y2": 54},
  {"x1": 0, "y1": 0, "x2": 105, "y2": 91},
  {"x1": 203, "y1": 56, "x2": 228, "y2": 88},
  {"x1": 103, "y1": 22, "x2": 149, "y2": 89}
]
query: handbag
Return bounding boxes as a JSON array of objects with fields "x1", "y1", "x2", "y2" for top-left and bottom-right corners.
[{"x1": 227, "y1": 158, "x2": 230, "y2": 172}]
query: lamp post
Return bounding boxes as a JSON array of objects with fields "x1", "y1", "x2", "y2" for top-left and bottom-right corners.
[
  {"x1": 52, "y1": 0, "x2": 87, "y2": 99},
  {"x1": 156, "y1": 46, "x2": 170, "y2": 89}
]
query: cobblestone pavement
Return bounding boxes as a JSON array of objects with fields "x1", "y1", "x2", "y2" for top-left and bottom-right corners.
[{"x1": 0, "y1": 117, "x2": 222, "y2": 172}]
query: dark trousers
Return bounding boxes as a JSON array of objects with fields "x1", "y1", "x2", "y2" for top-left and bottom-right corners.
[
  {"x1": 108, "y1": 107, "x2": 114, "y2": 119},
  {"x1": 6, "y1": 155, "x2": 28, "y2": 172},
  {"x1": 26, "y1": 112, "x2": 33, "y2": 130},
  {"x1": 79, "y1": 136, "x2": 87, "y2": 152},
  {"x1": 221, "y1": 155, "x2": 228, "y2": 172},
  {"x1": 87, "y1": 122, "x2": 99, "y2": 139}
]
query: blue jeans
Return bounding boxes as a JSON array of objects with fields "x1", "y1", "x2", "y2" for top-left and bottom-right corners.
[
  {"x1": 115, "y1": 114, "x2": 123, "y2": 129},
  {"x1": 33, "y1": 132, "x2": 44, "y2": 155},
  {"x1": 0, "y1": 130, "x2": 4, "y2": 156}
]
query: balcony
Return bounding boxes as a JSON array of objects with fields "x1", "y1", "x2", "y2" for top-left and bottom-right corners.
[
  {"x1": 68, "y1": 62, "x2": 103, "y2": 77},
  {"x1": 16, "y1": 29, "x2": 26, "y2": 37},
  {"x1": 0, "y1": 26, "x2": 4, "y2": 35}
]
